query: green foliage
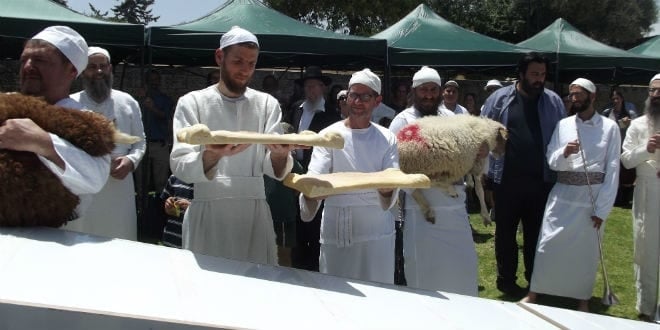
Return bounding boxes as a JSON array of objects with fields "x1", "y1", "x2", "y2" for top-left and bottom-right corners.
[
  {"x1": 51, "y1": 0, "x2": 68, "y2": 6},
  {"x1": 111, "y1": 0, "x2": 159, "y2": 24}
]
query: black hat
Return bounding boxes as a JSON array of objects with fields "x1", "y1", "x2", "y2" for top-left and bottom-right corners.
[{"x1": 295, "y1": 66, "x2": 331, "y2": 86}]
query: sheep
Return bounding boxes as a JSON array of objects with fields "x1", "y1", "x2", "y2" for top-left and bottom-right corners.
[
  {"x1": 0, "y1": 93, "x2": 138, "y2": 228},
  {"x1": 396, "y1": 114, "x2": 507, "y2": 225}
]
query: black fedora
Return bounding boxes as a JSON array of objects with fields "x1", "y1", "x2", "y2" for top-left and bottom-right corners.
[{"x1": 295, "y1": 66, "x2": 332, "y2": 86}]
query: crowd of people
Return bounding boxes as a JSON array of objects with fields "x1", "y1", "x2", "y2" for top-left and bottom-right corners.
[{"x1": 3, "y1": 24, "x2": 658, "y2": 322}]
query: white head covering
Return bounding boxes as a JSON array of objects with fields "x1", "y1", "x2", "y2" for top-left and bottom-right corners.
[
  {"x1": 570, "y1": 78, "x2": 596, "y2": 94},
  {"x1": 484, "y1": 79, "x2": 503, "y2": 90},
  {"x1": 31, "y1": 26, "x2": 88, "y2": 77},
  {"x1": 220, "y1": 26, "x2": 259, "y2": 49},
  {"x1": 349, "y1": 68, "x2": 381, "y2": 94},
  {"x1": 88, "y1": 46, "x2": 110, "y2": 62},
  {"x1": 651, "y1": 73, "x2": 660, "y2": 85},
  {"x1": 336, "y1": 90, "x2": 348, "y2": 100},
  {"x1": 412, "y1": 66, "x2": 442, "y2": 88},
  {"x1": 444, "y1": 80, "x2": 460, "y2": 89}
]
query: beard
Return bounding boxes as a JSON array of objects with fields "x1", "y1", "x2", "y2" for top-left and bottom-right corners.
[
  {"x1": 645, "y1": 96, "x2": 660, "y2": 133},
  {"x1": 413, "y1": 94, "x2": 441, "y2": 116},
  {"x1": 570, "y1": 98, "x2": 592, "y2": 114},
  {"x1": 220, "y1": 60, "x2": 249, "y2": 95},
  {"x1": 520, "y1": 77, "x2": 544, "y2": 98},
  {"x1": 82, "y1": 73, "x2": 112, "y2": 102}
]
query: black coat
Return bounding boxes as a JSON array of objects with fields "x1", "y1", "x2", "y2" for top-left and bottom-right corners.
[{"x1": 287, "y1": 99, "x2": 342, "y2": 169}]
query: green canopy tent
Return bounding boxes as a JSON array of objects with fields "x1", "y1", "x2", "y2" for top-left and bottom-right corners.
[
  {"x1": 517, "y1": 18, "x2": 660, "y2": 84},
  {"x1": 371, "y1": 4, "x2": 531, "y2": 69},
  {"x1": 628, "y1": 35, "x2": 660, "y2": 59},
  {"x1": 146, "y1": 0, "x2": 386, "y2": 69},
  {"x1": 0, "y1": 0, "x2": 144, "y2": 64}
]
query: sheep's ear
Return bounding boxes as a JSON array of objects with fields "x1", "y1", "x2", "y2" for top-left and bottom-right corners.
[{"x1": 498, "y1": 127, "x2": 508, "y2": 141}]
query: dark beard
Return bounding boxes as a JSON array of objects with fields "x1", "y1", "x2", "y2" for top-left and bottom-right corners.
[
  {"x1": 220, "y1": 61, "x2": 248, "y2": 95},
  {"x1": 82, "y1": 74, "x2": 112, "y2": 102},
  {"x1": 413, "y1": 95, "x2": 441, "y2": 117},
  {"x1": 646, "y1": 97, "x2": 660, "y2": 132},
  {"x1": 571, "y1": 98, "x2": 591, "y2": 114},
  {"x1": 520, "y1": 78, "x2": 544, "y2": 98}
]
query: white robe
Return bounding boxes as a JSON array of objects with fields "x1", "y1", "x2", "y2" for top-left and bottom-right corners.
[
  {"x1": 68, "y1": 90, "x2": 146, "y2": 240},
  {"x1": 41, "y1": 97, "x2": 110, "y2": 224},
  {"x1": 531, "y1": 114, "x2": 620, "y2": 300},
  {"x1": 390, "y1": 107, "x2": 478, "y2": 296},
  {"x1": 171, "y1": 86, "x2": 292, "y2": 265},
  {"x1": 621, "y1": 116, "x2": 659, "y2": 320},
  {"x1": 300, "y1": 121, "x2": 399, "y2": 284}
]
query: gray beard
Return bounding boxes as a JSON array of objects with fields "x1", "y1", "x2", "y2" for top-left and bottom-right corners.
[
  {"x1": 645, "y1": 97, "x2": 660, "y2": 133},
  {"x1": 82, "y1": 74, "x2": 112, "y2": 102}
]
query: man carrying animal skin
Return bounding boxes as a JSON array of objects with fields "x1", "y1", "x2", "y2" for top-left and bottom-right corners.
[
  {"x1": 68, "y1": 47, "x2": 146, "y2": 240},
  {"x1": 389, "y1": 66, "x2": 478, "y2": 296},
  {"x1": 170, "y1": 26, "x2": 295, "y2": 265},
  {"x1": 481, "y1": 52, "x2": 565, "y2": 297},
  {"x1": 299, "y1": 68, "x2": 399, "y2": 284},
  {"x1": 521, "y1": 78, "x2": 620, "y2": 312},
  {"x1": 0, "y1": 26, "x2": 110, "y2": 220},
  {"x1": 621, "y1": 73, "x2": 660, "y2": 322}
]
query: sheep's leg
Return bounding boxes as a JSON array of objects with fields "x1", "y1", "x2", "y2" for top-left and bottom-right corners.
[
  {"x1": 431, "y1": 181, "x2": 459, "y2": 198},
  {"x1": 412, "y1": 189, "x2": 435, "y2": 224},
  {"x1": 474, "y1": 175, "x2": 492, "y2": 226}
]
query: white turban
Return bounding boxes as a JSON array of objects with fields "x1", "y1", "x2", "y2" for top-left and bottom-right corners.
[
  {"x1": 349, "y1": 68, "x2": 381, "y2": 94},
  {"x1": 220, "y1": 26, "x2": 259, "y2": 49},
  {"x1": 570, "y1": 78, "x2": 596, "y2": 94},
  {"x1": 484, "y1": 79, "x2": 503, "y2": 90},
  {"x1": 32, "y1": 26, "x2": 88, "y2": 77},
  {"x1": 651, "y1": 73, "x2": 660, "y2": 85},
  {"x1": 88, "y1": 46, "x2": 110, "y2": 62},
  {"x1": 412, "y1": 66, "x2": 442, "y2": 88}
]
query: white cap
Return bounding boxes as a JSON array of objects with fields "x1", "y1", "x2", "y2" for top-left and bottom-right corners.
[
  {"x1": 651, "y1": 73, "x2": 660, "y2": 85},
  {"x1": 570, "y1": 78, "x2": 596, "y2": 94},
  {"x1": 31, "y1": 26, "x2": 88, "y2": 77},
  {"x1": 484, "y1": 79, "x2": 502, "y2": 90},
  {"x1": 88, "y1": 46, "x2": 110, "y2": 62},
  {"x1": 349, "y1": 68, "x2": 381, "y2": 94},
  {"x1": 444, "y1": 80, "x2": 459, "y2": 88},
  {"x1": 220, "y1": 26, "x2": 259, "y2": 49},
  {"x1": 412, "y1": 66, "x2": 442, "y2": 88},
  {"x1": 336, "y1": 90, "x2": 348, "y2": 100}
]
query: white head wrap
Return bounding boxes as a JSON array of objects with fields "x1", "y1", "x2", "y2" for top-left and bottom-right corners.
[
  {"x1": 444, "y1": 80, "x2": 460, "y2": 89},
  {"x1": 570, "y1": 78, "x2": 596, "y2": 94},
  {"x1": 412, "y1": 66, "x2": 442, "y2": 88},
  {"x1": 220, "y1": 26, "x2": 259, "y2": 49},
  {"x1": 336, "y1": 90, "x2": 348, "y2": 100},
  {"x1": 88, "y1": 46, "x2": 110, "y2": 62},
  {"x1": 31, "y1": 26, "x2": 88, "y2": 77},
  {"x1": 484, "y1": 79, "x2": 503, "y2": 90},
  {"x1": 349, "y1": 68, "x2": 381, "y2": 94},
  {"x1": 651, "y1": 73, "x2": 660, "y2": 85}
]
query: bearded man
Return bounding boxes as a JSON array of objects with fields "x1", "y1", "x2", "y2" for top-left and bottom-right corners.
[
  {"x1": 389, "y1": 66, "x2": 479, "y2": 295},
  {"x1": 621, "y1": 73, "x2": 660, "y2": 322},
  {"x1": 521, "y1": 78, "x2": 620, "y2": 312},
  {"x1": 481, "y1": 52, "x2": 565, "y2": 297},
  {"x1": 170, "y1": 27, "x2": 295, "y2": 264},
  {"x1": 68, "y1": 47, "x2": 146, "y2": 240}
]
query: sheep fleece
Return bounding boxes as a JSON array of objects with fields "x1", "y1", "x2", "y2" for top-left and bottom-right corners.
[
  {"x1": 0, "y1": 93, "x2": 115, "y2": 227},
  {"x1": 397, "y1": 115, "x2": 504, "y2": 181}
]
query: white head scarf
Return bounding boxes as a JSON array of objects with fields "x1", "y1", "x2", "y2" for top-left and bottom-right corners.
[
  {"x1": 412, "y1": 66, "x2": 442, "y2": 88},
  {"x1": 220, "y1": 26, "x2": 259, "y2": 49},
  {"x1": 651, "y1": 73, "x2": 660, "y2": 85},
  {"x1": 570, "y1": 78, "x2": 596, "y2": 94},
  {"x1": 349, "y1": 68, "x2": 381, "y2": 94},
  {"x1": 88, "y1": 46, "x2": 110, "y2": 62},
  {"x1": 31, "y1": 26, "x2": 88, "y2": 77}
]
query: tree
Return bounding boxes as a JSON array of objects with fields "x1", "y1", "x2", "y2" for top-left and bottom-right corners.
[
  {"x1": 111, "y1": 0, "x2": 159, "y2": 25},
  {"x1": 51, "y1": 0, "x2": 68, "y2": 6}
]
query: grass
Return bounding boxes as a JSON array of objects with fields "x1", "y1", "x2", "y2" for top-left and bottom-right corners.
[{"x1": 468, "y1": 204, "x2": 639, "y2": 320}]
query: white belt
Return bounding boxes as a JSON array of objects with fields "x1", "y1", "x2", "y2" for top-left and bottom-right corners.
[
  {"x1": 194, "y1": 176, "x2": 266, "y2": 201},
  {"x1": 325, "y1": 192, "x2": 381, "y2": 207}
]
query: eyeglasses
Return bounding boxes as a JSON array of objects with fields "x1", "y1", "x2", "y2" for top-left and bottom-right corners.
[
  {"x1": 650, "y1": 88, "x2": 660, "y2": 94},
  {"x1": 347, "y1": 92, "x2": 376, "y2": 102}
]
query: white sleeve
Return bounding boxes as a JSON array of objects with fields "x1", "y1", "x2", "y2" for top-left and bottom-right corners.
[{"x1": 124, "y1": 98, "x2": 147, "y2": 168}]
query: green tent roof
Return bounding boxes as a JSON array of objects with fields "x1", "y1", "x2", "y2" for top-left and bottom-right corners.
[
  {"x1": 628, "y1": 36, "x2": 660, "y2": 59},
  {"x1": 517, "y1": 18, "x2": 659, "y2": 83},
  {"x1": 0, "y1": 0, "x2": 144, "y2": 62},
  {"x1": 147, "y1": 0, "x2": 386, "y2": 68},
  {"x1": 371, "y1": 4, "x2": 530, "y2": 67}
]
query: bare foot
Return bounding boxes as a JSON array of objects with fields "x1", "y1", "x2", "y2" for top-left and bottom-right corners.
[
  {"x1": 520, "y1": 292, "x2": 537, "y2": 304},
  {"x1": 577, "y1": 300, "x2": 589, "y2": 312}
]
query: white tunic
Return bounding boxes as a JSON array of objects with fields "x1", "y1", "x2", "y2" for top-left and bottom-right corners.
[
  {"x1": 40, "y1": 97, "x2": 110, "y2": 224},
  {"x1": 390, "y1": 106, "x2": 478, "y2": 296},
  {"x1": 621, "y1": 116, "x2": 660, "y2": 320},
  {"x1": 300, "y1": 121, "x2": 399, "y2": 284},
  {"x1": 531, "y1": 114, "x2": 620, "y2": 300},
  {"x1": 68, "y1": 90, "x2": 146, "y2": 240},
  {"x1": 171, "y1": 86, "x2": 292, "y2": 265}
]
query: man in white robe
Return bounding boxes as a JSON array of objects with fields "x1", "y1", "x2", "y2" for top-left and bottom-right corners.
[
  {"x1": 522, "y1": 78, "x2": 620, "y2": 312},
  {"x1": 621, "y1": 73, "x2": 660, "y2": 323},
  {"x1": 170, "y1": 27, "x2": 294, "y2": 265},
  {"x1": 300, "y1": 68, "x2": 399, "y2": 284},
  {"x1": 0, "y1": 26, "x2": 109, "y2": 221},
  {"x1": 69, "y1": 47, "x2": 146, "y2": 240},
  {"x1": 389, "y1": 66, "x2": 478, "y2": 296}
]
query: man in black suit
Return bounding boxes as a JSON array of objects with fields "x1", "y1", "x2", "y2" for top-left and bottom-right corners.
[{"x1": 288, "y1": 66, "x2": 342, "y2": 271}]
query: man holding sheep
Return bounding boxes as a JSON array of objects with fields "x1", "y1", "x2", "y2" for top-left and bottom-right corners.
[
  {"x1": 389, "y1": 66, "x2": 478, "y2": 296},
  {"x1": 481, "y1": 52, "x2": 565, "y2": 296},
  {"x1": 299, "y1": 68, "x2": 399, "y2": 284}
]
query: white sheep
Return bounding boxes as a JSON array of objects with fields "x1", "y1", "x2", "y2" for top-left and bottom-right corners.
[{"x1": 396, "y1": 114, "x2": 507, "y2": 225}]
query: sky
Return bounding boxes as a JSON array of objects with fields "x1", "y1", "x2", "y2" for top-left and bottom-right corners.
[{"x1": 67, "y1": 0, "x2": 660, "y2": 34}]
